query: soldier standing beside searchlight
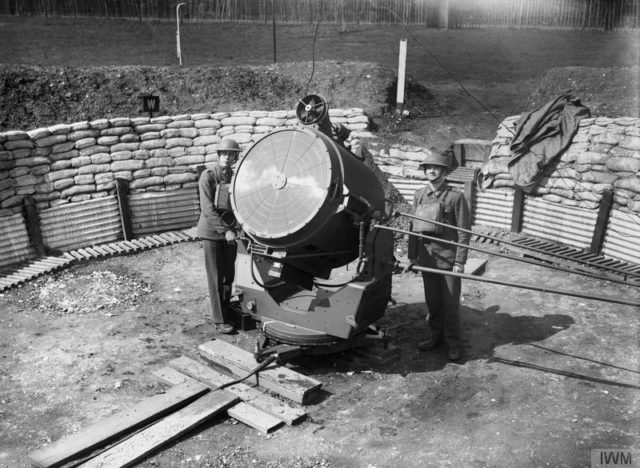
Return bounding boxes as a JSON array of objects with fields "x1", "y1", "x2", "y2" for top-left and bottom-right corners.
[
  {"x1": 407, "y1": 151, "x2": 471, "y2": 361},
  {"x1": 196, "y1": 138, "x2": 242, "y2": 335}
]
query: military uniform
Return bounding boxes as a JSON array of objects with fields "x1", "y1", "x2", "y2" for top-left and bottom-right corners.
[
  {"x1": 408, "y1": 181, "x2": 471, "y2": 351},
  {"x1": 196, "y1": 164, "x2": 237, "y2": 325}
]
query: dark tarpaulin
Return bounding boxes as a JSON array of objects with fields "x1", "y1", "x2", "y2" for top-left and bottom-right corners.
[{"x1": 507, "y1": 93, "x2": 591, "y2": 193}]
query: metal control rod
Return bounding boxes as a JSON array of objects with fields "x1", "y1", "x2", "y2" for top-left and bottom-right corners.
[
  {"x1": 395, "y1": 261, "x2": 640, "y2": 308},
  {"x1": 374, "y1": 224, "x2": 640, "y2": 288},
  {"x1": 397, "y1": 211, "x2": 640, "y2": 279}
]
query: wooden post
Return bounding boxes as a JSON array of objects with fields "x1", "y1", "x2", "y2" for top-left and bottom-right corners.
[
  {"x1": 589, "y1": 189, "x2": 613, "y2": 254},
  {"x1": 272, "y1": 0, "x2": 277, "y2": 63},
  {"x1": 116, "y1": 178, "x2": 133, "y2": 241},
  {"x1": 441, "y1": 0, "x2": 449, "y2": 29},
  {"x1": 23, "y1": 196, "x2": 46, "y2": 257},
  {"x1": 396, "y1": 39, "x2": 407, "y2": 111},
  {"x1": 510, "y1": 188, "x2": 525, "y2": 233},
  {"x1": 463, "y1": 179, "x2": 475, "y2": 220}
]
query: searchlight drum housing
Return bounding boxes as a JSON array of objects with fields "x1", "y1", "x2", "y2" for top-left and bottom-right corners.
[{"x1": 231, "y1": 127, "x2": 385, "y2": 273}]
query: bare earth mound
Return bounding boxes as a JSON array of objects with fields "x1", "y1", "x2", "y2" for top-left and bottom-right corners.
[
  {"x1": 528, "y1": 66, "x2": 640, "y2": 117},
  {"x1": 0, "y1": 61, "x2": 411, "y2": 131}
]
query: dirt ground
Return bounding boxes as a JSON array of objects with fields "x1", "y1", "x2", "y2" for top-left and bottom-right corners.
[
  {"x1": 1, "y1": 17, "x2": 640, "y2": 468},
  {"x1": 1, "y1": 241, "x2": 639, "y2": 467}
]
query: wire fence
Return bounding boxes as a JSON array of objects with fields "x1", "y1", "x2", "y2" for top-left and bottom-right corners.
[{"x1": 1, "y1": 0, "x2": 639, "y2": 29}]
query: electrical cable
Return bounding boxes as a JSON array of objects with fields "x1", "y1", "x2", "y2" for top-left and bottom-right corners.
[{"x1": 305, "y1": 9, "x2": 323, "y2": 96}]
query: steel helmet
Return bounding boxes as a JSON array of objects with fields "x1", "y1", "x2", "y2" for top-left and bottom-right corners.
[
  {"x1": 418, "y1": 152, "x2": 452, "y2": 170},
  {"x1": 217, "y1": 138, "x2": 241, "y2": 153}
]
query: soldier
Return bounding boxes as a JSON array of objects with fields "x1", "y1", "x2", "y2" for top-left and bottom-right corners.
[
  {"x1": 407, "y1": 152, "x2": 471, "y2": 361},
  {"x1": 196, "y1": 138, "x2": 242, "y2": 334}
]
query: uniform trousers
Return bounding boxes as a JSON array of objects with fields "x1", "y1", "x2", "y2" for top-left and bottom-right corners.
[
  {"x1": 203, "y1": 239, "x2": 237, "y2": 323},
  {"x1": 421, "y1": 270, "x2": 461, "y2": 348}
]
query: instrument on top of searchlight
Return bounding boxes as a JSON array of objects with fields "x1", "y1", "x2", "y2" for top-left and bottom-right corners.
[{"x1": 228, "y1": 95, "x2": 394, "y2": 361}]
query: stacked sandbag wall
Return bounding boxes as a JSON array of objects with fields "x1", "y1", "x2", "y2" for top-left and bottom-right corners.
[
  {"x1": 480, "y1": 115, "x2": 640, "y2": 261},
  {"x1": 482, "y1": 116, "x2": 640, "y2": 212},
  {"x1": 0, "y1": 108, "x2": 369, "y2": 216},
  {"x1": 0, "y1": 108, "x2": 369, "y2": 268}
]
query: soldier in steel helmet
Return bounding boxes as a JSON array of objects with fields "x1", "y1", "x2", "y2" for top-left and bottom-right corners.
[
  {"x1": 407, "y1": 150, "x2": 471, "y2": 361},
  {"x1": 196, "y1": 138, "x2": 242, "y2": 334}
]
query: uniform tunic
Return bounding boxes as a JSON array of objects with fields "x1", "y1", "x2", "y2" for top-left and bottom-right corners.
[
  {"x1": 408, "y1": 181, "x2": 471, "y2": 349},
  {"x1": 196, "y1": 165, "x2": 237, "y2": 324}
]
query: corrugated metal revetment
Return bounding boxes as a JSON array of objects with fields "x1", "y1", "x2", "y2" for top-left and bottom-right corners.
[
  {"x1": 40, "y1": 196, "x2": 122, "y2": 252},
  {"x1": 521, "y1": 197, "x2": 597, "y2": 249},
  {"x1": 387, "y1": 177, "x2": 423, "y2": 205},
  {"x1": 602, "y1": 210, "x2": 640, "y2": 265},
  {"x1": 129, "y1": 188, "x2": 200, "y2": 237},
  {"x1": 473, "y1": 188, "x2": 514, "y2": 230},
  {"x1": 386, "y1": 176, "x2": 471, "y2": 206},
  {"x1": 0, "y1": 213, "x2": 36, "y2": 268}
]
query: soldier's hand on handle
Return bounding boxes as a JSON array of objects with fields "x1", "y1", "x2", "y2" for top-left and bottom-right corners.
[
  {"x1": 224, "y1": 230, "x2": 236, "y2": 244},
  {"x1": 453, "y1": 263, "x2": 465, "y2": 274},
  {"x1": 403, "y1": 259, "x2": 416, "y2": 274}
]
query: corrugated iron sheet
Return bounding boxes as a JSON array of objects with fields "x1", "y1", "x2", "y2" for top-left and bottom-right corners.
[
  {"x1": 0, "y1": 213, "x2": 36, "y2": 268},
  {"x1": 602, "y1": 210, "x2": 640, "y2": 265},
  {"x1": 387, "y1": 177, "x2": 422, "y2": 204},
  {"x1": 129, "y1": 188, "x2": 199, "y2": 237},
  {"x1": 521, "y1": 197, "x2": 597, "y2": 249},
  {"x1": 473, "y1": 188, "x2": 513, "y2": 230},
  {"x1": 387, "y1": 177, "x2": 466, "y2": 205},
  {"x1": 40, "y1": 196, "x2": 122, "y2": 251}
]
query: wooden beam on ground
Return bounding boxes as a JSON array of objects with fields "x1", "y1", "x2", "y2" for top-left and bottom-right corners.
[
  {"x1": 228, "y1": 402, "x2": 282, "y2": 434},
  {"x1": 152, "y1": 366, "x2": 283, "y2": 434},
  {"x1": 79, "y1": 390, "x2": 238, "y2": 468},
  {"x1": 167, "y1": 356, "x2": 307, "y2": 425},
  {"x1": 27, "y1": 380, "x2": 209, "y2": 468},
  {"x1": 464, "y1": 258, "x2": 487, "y2": 276},
  {"x1": 199, "y1": 339, "x2": 322, "y2": 405}
]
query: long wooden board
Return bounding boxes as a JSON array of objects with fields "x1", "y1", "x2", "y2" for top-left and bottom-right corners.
[
  {"x1": 152, "y1": 366, "x2": 284, "y2": 434},
  {"x1": 198, "y1": 339, "x2": 322, "y2": 405},
  {"x1": 79, "y1": 390, "x2": 238, "y2": 468},
  {"x1": 167, "y1": 356, "x2": 306, "y2": 425},
  {"x1": 28, "y1": 380, "x2": 209, "y2": 468}
]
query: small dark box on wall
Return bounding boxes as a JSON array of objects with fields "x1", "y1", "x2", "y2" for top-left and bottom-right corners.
[{"x1": 141, "y1": 95, "x2": 160, "y2": 118}]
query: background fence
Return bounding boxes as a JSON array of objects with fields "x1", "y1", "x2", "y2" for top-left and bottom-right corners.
[{"x1": 1, "y1": 0, "x2": 639, "y2": 29}]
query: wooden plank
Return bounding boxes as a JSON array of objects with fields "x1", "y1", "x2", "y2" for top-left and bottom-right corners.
[
  {"x1": 67, "y1": 250, "x2": 84, "y2": 260},
  {"x1": 135, "y1": 237, "x2": 155, "y2": 249},
  {"x1": 166, "y1": 232, "x2": 186, "y2": 242},
  {"x1": 199, "y1": 339, "x2": 322, "y2": 405},
  {"x1": 464, "y1": 258, "x2": 487, "y2": 276},
  {"x1": 39, "y1": 257, "x2": 69, "y2": 265},
  {"x1": 28, "y1": 380, "x2": 210, "y2": 468},
  {"x1": 106, "y1": 242, "x2": 125, "y2": 254},
  {"x1": 91, "y1": 245, "x2": 110, "y2": 257},
  {"x1": 79, "y1": 390, "x2": 238, "y2": 468},
  {"x1": 152, "y1": 367, "x2": 283, "y2": 434},
  {"x1": 156, "y1": 233, "x2": 176, "y2": 244},
  {"x1": 167, "y1": 357, "x2": 306, "y2": 425},
  {"x1": 76, "y1": 248, "x2": 93, "y2": 259},
  {"x1": 83, "y1": 247, "x2": 101, "y2": 258},
  {"x1": 121, "y1": 240, "x2": 139, "y2": 251},
  {"x1": 144, "y1": 236, "x2": 163, "y2": 247},
  {"x1": 129, "y1": 239, "x2": 147, "y2": 249},
  {"x1": 96, "y1": 244, "x2": 116, "y2": 255},
  {"x1": 228, "y1": 402, "x2": 282, "y2": 434}
]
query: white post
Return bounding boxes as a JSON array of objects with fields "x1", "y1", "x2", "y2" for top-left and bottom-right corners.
[
  {"x1": 396, "y1": 39, "x2": 407, "y2": 111},
  {"x1": 176, "y1": 3, "x2": 186, "y2": 66}
]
